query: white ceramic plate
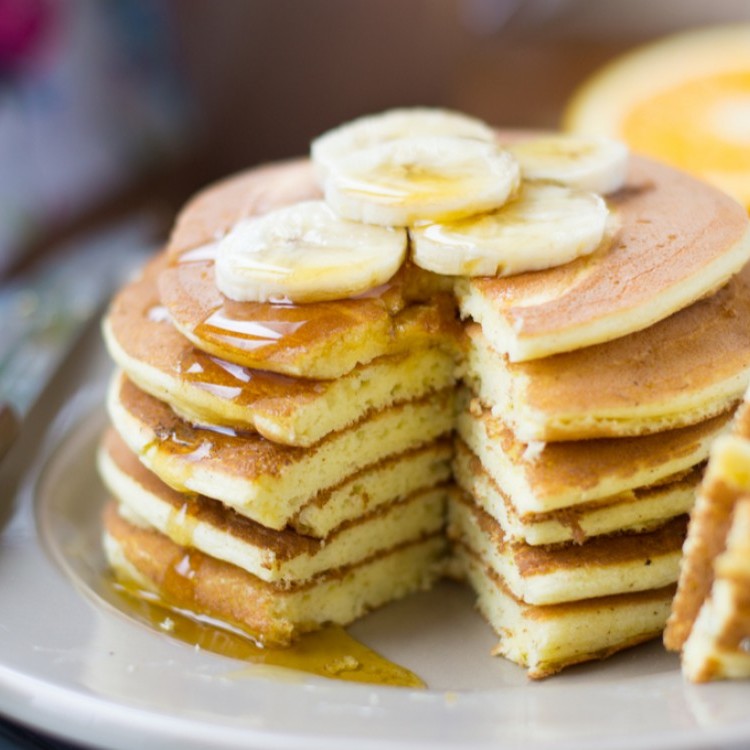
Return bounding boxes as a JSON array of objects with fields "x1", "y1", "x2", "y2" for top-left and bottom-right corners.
[{"x1": 1, "y1": 329, "x2": 750, "y2": 750}]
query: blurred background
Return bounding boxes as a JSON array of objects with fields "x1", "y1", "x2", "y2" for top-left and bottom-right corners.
[{"x1": 2, "y1": 0, "x2": 750, "y2": 275}]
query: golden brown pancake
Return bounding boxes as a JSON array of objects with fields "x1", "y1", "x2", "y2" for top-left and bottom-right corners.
[
  {"x1": 456, "y1": 156, "x2": 750, "y2": 361},
  {"x1": 665, "y1": 401, "x2": 750, "y2": 657},
  {"x1": 107, "y1": 371, "x2": 454, "y2": 530},
  {"x1": 104, "y1": 253, "x2": 458, "y2": 446},
  {"x1": 99, "y1": 427, "x2": 448, "y2": 585},
  {"x1": 456, "y1": 388, "x2": 730, "y2": 514},
  {"x1": 453, "y1": 543, "x2": 676, "y2": 679},
  {"x1": 159, "y1": 160, "x2": 454, "y2": 379},
  {"x1": 448, "y1": 489, "x2": 686, "y2": 605},
  {"x1": 464, "y1": 261, "x2": 750, "y2": 441},
  {"x1": 453, "y1": 438, "x2": 699, "y2": 545},
  {"x1": 680, "y1": 496, "x2": 750, "y2": 681},
  {"x1": 104, "y1": 502, "x2": 445, "y2": 647}
]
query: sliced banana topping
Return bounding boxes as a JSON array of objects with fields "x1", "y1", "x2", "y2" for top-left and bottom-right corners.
[
  {"x1": 324, "y1": 135, "x2": 521, "y2": 227},
  {"x1": 214, "y1": 201, "x2": 407, "y2": 303},
  {"x1": 410, "y1": 183, "x2": 608, "y2": 277},
  {"x1": 507, "y1": 134, "x2": 629, "y2": 194},
  {"x1": 311, "y1": 107, "x2": 496, "y2": 179}
]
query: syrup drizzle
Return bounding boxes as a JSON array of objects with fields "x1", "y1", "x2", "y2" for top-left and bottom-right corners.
[{"x1": 110, "y1": 581, "x2": 425, "y2": 688}]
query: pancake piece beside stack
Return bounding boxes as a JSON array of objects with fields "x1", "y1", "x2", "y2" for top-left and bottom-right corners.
[
  {"x1": 449, "y1": 152, "x2": 750, "y2": 678},
  {"x1": 665, "y1": 396, "x2": 750, "y2": 682},
  {"x1": 100, "y1": 160, "x2": 459, "y2": 645}
]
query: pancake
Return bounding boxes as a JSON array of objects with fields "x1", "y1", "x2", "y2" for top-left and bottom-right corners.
[
  {"x1": 99, "y1": 430, "x2": 447, "y2": 586},
  {"x1": 680, "y1": 495, "x2": 750, "y2": 682},
  {"x1": 464, "y1": 262, "x2": 750, "y2": 442},
  {"x1": 453, "y1": 544, "x2": 676, "y2": 679},
  {"x1": 453, "y1": 439, "x2": 699, "y2": 546},
  {"x1": 167, "y1": 160, "x2": 322, "y2": 256},
  {"x1": 456, "y1": 156, "x2": 750, "y2": 362},
  {"x1": 107, "y1": 372, "x2": 454, "y2": 530},
  {"x1": 104, "y1": 253, "x2": 458, "y2": 446},
  {"x1": 456, "y1": 388, "x2": 729, "y2": 515},
  {"x1": 448, "y1": 490, "x2": 686, "y2": 605},
  {"x1": 159, "y1": 161, "x2": 455, "y2": 380},
  {"x1": 665, "y1": 396, "x2": 750, "y2": 679},
  {"x1": 104, "y1": 502, "x2": 445, "y2": 647},
  {"x1": 292, "y1": 440, "x2": 452, "y2": 537}
]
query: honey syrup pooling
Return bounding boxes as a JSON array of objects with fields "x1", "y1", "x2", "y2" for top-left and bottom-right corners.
[{"x1": 109, "y1": 576, "x2": 425, "y2": 688}]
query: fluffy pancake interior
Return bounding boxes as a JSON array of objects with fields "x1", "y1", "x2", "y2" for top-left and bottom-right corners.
[
  {"x1": 103, "y1": 254, "x2": 459, "y2": 447},
  {"x1": 292, "y1": 440, "x2": 452, "y2": 537},
  {"x1": 448, "y1": 490, "x2": 686, "y2": 605},
  {"x1": 99, "y1": 430, "x2": 448, "y2": 585},
  {"x1": 107, "y1": 371, "x2": 454, "y2": 530},
  {"x1": 681, "y1": 499, "x2": 750, "y2": 681},
  {"x1": 463, "y1": 260, "x2": 750, "y2": 441},
  {"x1": 456, "y1": 388, "x2": 729, "y2": 514},
  {"x1": 104, "y1": 502, "x2": 445, "y2": 647},
  {"x1": 453, "y1": 439, "x2": 699, "y2": 546},
  {"x1": 453, "y1": 544, "x2": 676, "y2": 679}
]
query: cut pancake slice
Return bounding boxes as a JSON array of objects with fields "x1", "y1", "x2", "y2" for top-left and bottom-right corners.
[
  {"x1": 453, "y1": 544, "x2": 675, "y2": 679},
  {"x1": 455, "y1": 156, "x2": 750, "y2": 362},
  {"x1": 664, "y1": 434, "x2": 750, "y2": 653},
  {"x1": 456, "y1": 389, "x2": 729, "y2": 515},
  {"x1": 665, "y1": 395, "x2": 750, "y2": 684},
  {"x1": 159, "y1": 250, "x2": 455, "y2": 380},
  {"x1": 292, "y1": 440, "x2": 452, "y2": 537},
  {"x1": 453, "y1": 439, "x2": 699, "y2": 546},
  {"x1": 104, "y1": 253, "x2": 458, "y2": 446},
  {"x1": 107, "y1": 372, "x2": 454, "y2": 530},
  {"x1": 159, "y1": 160, "x2": 456, "y2": 380},
  {"x1": 104, "y1": 502, "x2": 445, "y2": 647},
  {"x1": 464, "y1": 261, "x2": 750, "y2": 441},
  {"x1": 99, "y1": 428, "x2": 448, "y2": 586},
  {"x1": 448, "y1": 490, "x2": 686, "y2": 605},
  {"x1": 682, "y1": 496, "x2": 750, "y2": 682}
]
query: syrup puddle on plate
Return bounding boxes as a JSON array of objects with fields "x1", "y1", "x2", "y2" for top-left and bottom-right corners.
[{"x1": 108, "y1": 579, "x2": 425, "y2": 688}]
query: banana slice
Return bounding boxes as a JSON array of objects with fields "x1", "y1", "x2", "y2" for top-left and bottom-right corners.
[
  {"x1": 214, "y1": 200, "x2": 407, "y2": 303},
  {"x1": 324, "y1": 135, "x2": 521, "y2": 227},
  {"x1": 311, "y1": 107, "x2": 496, "y2": 179},
  {"x1": 507, "y1": 134, "x2": 629, "y2": 194},
  {"x1": 410, "y1": 183, "x2": 608, "y2": 277}
]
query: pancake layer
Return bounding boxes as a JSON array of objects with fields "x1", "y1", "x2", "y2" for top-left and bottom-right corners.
[
  {"x1": 464, "y1": 261, "x2": 750, "y2": 441},
  {"x1": 456, "y1": 389, "x2": 728, "y2": 515},
  {"x1": 105, "y1": 253, "x2": 458, "y2": 445},
  {"x1": 99, "y1": 429, "x2": 448, "y2": 586},
  {"x1": 448, "y1": 490, "x2": 686, "y2": 605},
  {"x1": 456, "y1": 156, "x2": 750, "y2": 361},
  {"x1": 108, "y1": 372, "x2": 453, "y2": 530},
  {"x1": 453, "y1": 439, "x2": 699, "y2": 545},
  {"x1": 454, "y1": 545, "x2": 676, "y2": 679},
  {"x1": 105, "y1": 503, "x2": 445, "y2": 647},
  {"x1": 666, "y1": 401, "x2": 750, "y2": 681}
]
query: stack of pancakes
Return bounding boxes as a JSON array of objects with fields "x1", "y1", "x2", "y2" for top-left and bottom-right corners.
[
  {"x1": 99, "y1": 142, "x2": 750, "y2": 678},
  {"x1": 447, "y1": 155, "x2": 750, "y2": 677},
  {"x1": 665, "y1": 388, "x2": 750, "y2": 682},
  {"x1": 99, "y1": 161, "x2": 460, "y2": 645}
]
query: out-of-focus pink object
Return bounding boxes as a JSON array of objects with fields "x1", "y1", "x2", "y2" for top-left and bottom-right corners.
[{"x1": 0, "y1": 0, "x2": 53, "y2": 71}]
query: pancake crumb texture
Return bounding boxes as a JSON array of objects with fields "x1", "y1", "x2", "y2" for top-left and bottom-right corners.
[{"x1": 97, "y1": 109, "x2": 750, "y2": 680}]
